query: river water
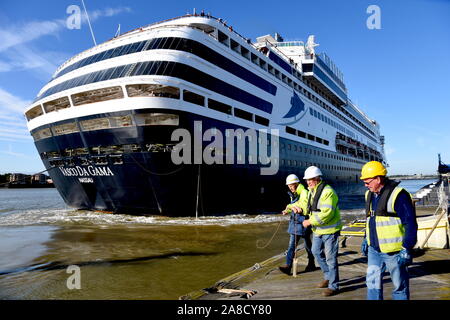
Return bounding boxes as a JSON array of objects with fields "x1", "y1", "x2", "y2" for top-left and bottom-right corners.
[{"x1": 0, "y1": 179, "x2": 435, "y2": 299}]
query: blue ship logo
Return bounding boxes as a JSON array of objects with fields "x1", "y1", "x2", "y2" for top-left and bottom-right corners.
[
  {"x1": 283, "y1": 92, "x2": 305, "y2": 118},
  {"x1": 276, "y1": 91, "x2": 307, "y2": 125}
]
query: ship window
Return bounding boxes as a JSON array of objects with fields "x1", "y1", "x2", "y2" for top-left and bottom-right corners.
[
  {"x1": 218, "y1": 30, "x2": 229, "y2": 46},
  {"x1": 43, "y1": 97, "x2": 71, "y2": 113},
  {"x1": 110, "y1": 115, "x2": 134, "y2": 128},
  {"x1": 316, "y1": 137, "x2": 323, "y2": 144},
  {"x1": 26, "y1": 105, "x2": 44, "y2": 121},
  {"x1": 275, "y1": 69, "x2": 281, "y2": 79},
  {"x1": 324, "y1": 140, "x2": 329, "y2": 146},
  {"x1": 251, "y1": 53, "x2": 258, "y2": 65},
  {"x1": 230, "y1": 39, "x2": 240, "y2": 53},
  {"x1": 268, "y1": 64, "x2": 275, "y2": 75},
  {"x1": 80, "y1": 118, "x2": 111, "y2": 131},
  {"x1": 52, "y1": 122, "x2": 79, "y2": 136},
  {"x1": 32, "y1": 127, "x2": 52, "y2": 141},
  {"x1": 208, "y1": 99, "x2": 232, "y2": 115},
  {"x1": 297, "y1": 131, "x2": 306, "y2": 138},
  {"x1": 72, "y1": 86, "x2": 124, "y2": 106},
  {"x1": 259, "y1": 59, "x2": 267, "y2": 70},
  {"x1": 183, "y1": 90, "x2": 205, "y2": 106},
  {"x1": 72, "y1": 147, "x2": 89, "y2": 155},
  {"x1": 122, "y1": 144, "x2": 141, "y2": 153},
  {"x1": 255, "y1": 115, "x2": 269, "y2": 126},
  {"x1": 126, "y1": 84, "x2": 180, "y2": 99},
  {"x1": 307, "y1": 134, "x2": 315, "y2": 141},
  {"x1": 234, "y1": 108, "x2": 253, "y2": 121},
  {"x1": 241, "y1": 46, "x2": 250, "y2": 59},
  {"x1": 285, "y1": 126, "x2": 296, "y2": 135},
  {"x1": 45, "y1": 151, "x2": 60, "y2": 158},
  {"x1": 135, "y1": 113, "x2": 179, "y2": 126}
]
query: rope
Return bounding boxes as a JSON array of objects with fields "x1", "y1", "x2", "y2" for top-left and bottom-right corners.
[{"x1": 256, "y1": 217, "x2": 284, "y2": 249}]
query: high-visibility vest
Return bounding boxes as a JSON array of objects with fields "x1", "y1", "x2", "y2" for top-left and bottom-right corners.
[
  {"x1": 285, "y1": 184, "x2": 307, "y2": 213},
  {"x1": 305, "y1": 181, "x2": 342, "y2": 235},
  {"x1": 365, "y1": 181, "x2": 411, "y2": 253}
]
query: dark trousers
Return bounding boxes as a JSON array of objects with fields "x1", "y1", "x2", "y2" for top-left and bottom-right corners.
[{"x1": 286, "y1": 227, "x2": 314, "y2": 266}]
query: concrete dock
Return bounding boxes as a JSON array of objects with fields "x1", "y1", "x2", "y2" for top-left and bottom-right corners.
[
  {"x1": 181, "y1": 234, "x2": 449, "y2": 300},
  {"x1": 181, "y1": 180, "x2": 450, "y2": 300}
]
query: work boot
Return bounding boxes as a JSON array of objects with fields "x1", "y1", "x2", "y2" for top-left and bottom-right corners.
[
  {"x1": 322, "y1": 288, "x2": 339, "y2": 297},
  {"x1": 304, "y1": 260, "x2": 317, "y2": 272},
  {"x1": 278, "y1": 264, "x2": 292, "y2": 275},
  {"x1": 316, "y1": 280, "x2": 329, "y2": 288}
]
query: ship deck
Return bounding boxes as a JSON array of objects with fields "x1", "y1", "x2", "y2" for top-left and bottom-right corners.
[{"x1": 181, "y1": 208, "x2": 450, "y2": 300}]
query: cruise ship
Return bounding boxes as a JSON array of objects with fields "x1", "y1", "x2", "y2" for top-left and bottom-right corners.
[{"x1": 24, "y1": 14, "x2": 386, "y2": 216}]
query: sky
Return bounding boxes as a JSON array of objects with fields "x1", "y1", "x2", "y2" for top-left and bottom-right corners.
[{"x1": 0, "y1": 0, "x2": 449, "y2": 175}]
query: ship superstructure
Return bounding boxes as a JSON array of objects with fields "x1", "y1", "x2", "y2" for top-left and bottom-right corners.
[{"x1": 24, "y1": 14, "x2": 386, "y2": 215}]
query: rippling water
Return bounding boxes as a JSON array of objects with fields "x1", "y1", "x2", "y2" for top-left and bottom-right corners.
[{"x1": 0, "y1": 179, "x2": 434, "y2": 299}]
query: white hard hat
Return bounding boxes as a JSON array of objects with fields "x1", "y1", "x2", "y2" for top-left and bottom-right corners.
[
  {"x1": 303, "y1": 166, "x2": 322, "y2": 180},
  {"x1": 286, "y1": 174, "x2": 300, "y2": 185}
]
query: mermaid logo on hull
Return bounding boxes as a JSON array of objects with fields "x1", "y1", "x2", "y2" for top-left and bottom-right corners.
[{"x1": 58, "y1": 166, "x2": 114, "y2": 177}]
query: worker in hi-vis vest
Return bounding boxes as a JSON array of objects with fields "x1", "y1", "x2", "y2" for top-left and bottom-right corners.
[
  {"x1": 292, "y1": 166, "x2": 342, "y2": 297},
  {"x1": 360, "y1": 161, "x2": 418, "y2": 300},
  {"x1": 279, "y1": 174, "x2": 316, "y2": 275}
]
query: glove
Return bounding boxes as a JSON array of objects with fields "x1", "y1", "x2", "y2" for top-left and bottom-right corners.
[
  {"x1": 361, "y1": 238, "x2": 368, "y2": 257},
  {"x1": 398, "y1": 248, "x2": 412, "y2": 267}
]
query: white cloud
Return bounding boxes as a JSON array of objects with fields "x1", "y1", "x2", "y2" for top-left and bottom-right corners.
[
  {"x1": 0, "y1": 6, "x2": 132, "y2": 53},
  {"x1": 0, "y1": 6, "x2": 133, "y2": 77},
  {"x1": 0, "y1": 87, "x2": 31, "y2": 114},
  {"x1": 0, "y1": 87, "x2": 31, "y2": 142}
]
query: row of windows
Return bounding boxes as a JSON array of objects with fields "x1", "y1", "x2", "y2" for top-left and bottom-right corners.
[
  {"x1": 281, "y1": 159, "x2": 360, "y2": 173},
  {"x1": 35, "y1": 60, "x2": 274, "y2": 115},
  {"x1": 315, "y1": 55, "x2": 346, "y2": 92},
  {"x1": 28, "y1": 83, "x2": 270, "y2": 132},
  {"x1": 42, "y1": 142, "x2": 174, "y2": 161},
  {"x1": 303, "y1": 64, "x2": 347, "y2": 103},
  {"x1": 51, "y1": 37, "x2": 277, "y2": 97},
  {"x1": 285, "y1": 126, "x2": 330, "y2": 147},
  {"x1": 27, "y1": 84, "x2": 176, "y2": 120},
  {"x1": 181, "y1": 89, "x2": 270, "y2": 126},
  {"x1": 302, "y1": 80, "x2": 377, "y2": 144},
  {"x1": 280, "y1": 141, "x2": 366, "y2": 166},
  {"x1": 309, "y1": 107, "x2": 355, "y2": 139},
  {"x1": 31, "y1": 113, "x2": 179, "y2": 141}
]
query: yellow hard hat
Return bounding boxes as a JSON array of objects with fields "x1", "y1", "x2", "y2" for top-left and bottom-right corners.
[{"x1": 360, "y1": 161, "x2": 387, "y2": 180}]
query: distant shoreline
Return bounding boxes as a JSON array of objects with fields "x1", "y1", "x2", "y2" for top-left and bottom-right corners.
[
  {"x1": 390, "y1": 175, "x2": 439, "y2": 180},
  {"x1": 0, "y1": 184, "x2": 55, "y2": 189}
]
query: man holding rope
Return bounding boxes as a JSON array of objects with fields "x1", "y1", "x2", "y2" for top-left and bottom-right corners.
[
  {"x1": 292, "y1": 166, "x2": 342, "y2": 296},
  {"x1": 279, "y1": 174, "x2": 316, "y2": 275}
]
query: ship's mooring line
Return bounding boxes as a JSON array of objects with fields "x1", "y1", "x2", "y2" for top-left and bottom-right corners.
[{"x1": 256, "y1": 218, "x2": 284, "y2": 249}]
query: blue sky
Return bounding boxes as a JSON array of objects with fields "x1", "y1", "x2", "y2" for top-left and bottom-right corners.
[{"x1": 0, "y1": 0, "x2": 448, "y2": 175}]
